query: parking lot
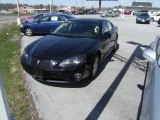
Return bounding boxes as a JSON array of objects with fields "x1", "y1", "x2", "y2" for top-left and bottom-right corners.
[{"x1": 21, "y1": 15, "x2": 160, "y2": 120}]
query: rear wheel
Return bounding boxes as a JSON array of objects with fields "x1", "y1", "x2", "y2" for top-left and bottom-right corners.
[
  {"x1": 25, "y1": 27, "x2": 33, "y2": 36},
  {"x1": 90, "y1": 55, "x2": 99, "y2": 79}
]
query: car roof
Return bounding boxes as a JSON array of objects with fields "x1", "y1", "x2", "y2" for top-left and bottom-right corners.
[
  {"x1": 69, "y1": 18, "x2": 106, "y2": 23},
  {"x1": 49, "y1": 13, "x2": 72, "y2": 16}
]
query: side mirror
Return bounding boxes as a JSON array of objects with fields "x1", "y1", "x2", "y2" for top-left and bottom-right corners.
[
  {"x1": 143, "y1": 49, "x2": 156, "y2": 63},
  {"x1": 103, "y1": 32, "x2": 111, "y2": 39}
]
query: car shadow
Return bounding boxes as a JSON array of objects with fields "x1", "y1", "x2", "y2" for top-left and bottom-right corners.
[
  {"x1": 37, "y1": 45, "x2": 119, "y2": 88},
  {"x1": 85, "y1": 42, "x2": 148, "y2": 120},
  {"x1": 127, "y1": 41, "x2": 150, "y2": 120}
]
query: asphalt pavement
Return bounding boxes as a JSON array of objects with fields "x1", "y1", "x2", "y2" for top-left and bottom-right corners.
[
  {"x1": 0, "y1": 15, "x2": 17, "y2": 29},
  {"x1": 20, "y1": 15, "x2": 160, "y2": 120}
]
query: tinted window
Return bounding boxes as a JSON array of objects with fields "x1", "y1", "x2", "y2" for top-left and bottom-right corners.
[
  {"x1": 39, "y1": 16, "x2": 50, "y2": 22},
  {"x1": 137, "y1": 12, "x2": 149, "y2": 16},
  {"x1": 102, "y1": 21, "x2": 109, "y2": 34},
  {"x1": 53, "y1": 21, "x2": 100, "y2": 39},
  {"x1": 107, "y1": 21, "x2": 113, "y2": 31}
]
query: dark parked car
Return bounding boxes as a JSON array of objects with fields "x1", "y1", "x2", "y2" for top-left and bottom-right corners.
[
  {"x1": 101, "y1": 10, "x2": 120, "y2": 18},
  {"x1": 20, "y1": 13, "x2": 75, "y2": 36},
  {"x1": 121, "y1": 10, "x2": 132, "y2": 15},
  {"x1": 158, "y1": 18, "x2": 160, "y2": 25},
  {"x1": 21, "y1": 18, "x2": 118, "y2": 83},
  {"x1": 136, "y1": 12, "x2": 150, "y2": 24}
]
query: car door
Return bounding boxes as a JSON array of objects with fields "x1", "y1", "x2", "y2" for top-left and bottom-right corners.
[
  {"x1": 99, "y1": 21, "x2": 112, "y2": 58},
  {"x1": 49, "y1": 15, "x2": 64, "y2": 32},
  {"x1": 106, "y1": 21, "x2": 117, "y2": 49},
  {"x1": 36, "y1": 16, "x2": 51, "y2": 34},
  {"x1": 140, "y1": 37, "x2": 160, "y2": 120}
]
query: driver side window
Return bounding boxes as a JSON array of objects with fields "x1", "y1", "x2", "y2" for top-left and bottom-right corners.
[
  {"x1": 102, "y1": 21, "x2": 109, "y2": 35},
  {"x1": 39, "y1": 16, "x2": 50, "y2": 22}
]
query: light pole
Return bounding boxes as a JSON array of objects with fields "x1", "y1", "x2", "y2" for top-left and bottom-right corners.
[
  {"x1": 51, "y1": 0, "x2": 53, "y2": 11},
  {"x1": 76, "y1": 0, "x2": 78, "y2": 14},
  {"x1": 16, "y1": 0, "x2": 21, "y2": 25},
  {"x1": 82, "y1": 0, "x2": 84, "y2": 11},
  {"x1": 99, "y1": 0, "x2": 102, "y2": 11},
  {"x1": 121, "y1": 0, "x2": 124, "y2": 18},
  {"x1": 49, "y1": 0, "x2": 53, "y2": 12}
]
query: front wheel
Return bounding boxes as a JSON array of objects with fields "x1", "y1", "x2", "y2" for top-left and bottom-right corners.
[
  {"x1": 112, "y1": 36, "x2": 118, "y2": 52},
  {"x1": 25, "y1": 27, "x2": 33, "y2": 36},
  {"x1": 90, "y1": 55, "x2": 99, "y2": 79},
  {"x1": 150, "y1": 18, "x2": 154, "y2": 22}
]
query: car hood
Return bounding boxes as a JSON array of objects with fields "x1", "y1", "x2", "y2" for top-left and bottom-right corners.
[
  {"x1": 27, "y1": 35, "x2": 97, "y2": 59},
  {"x1": 137, "y1": 16, "x2": 149, "y2": 19}
]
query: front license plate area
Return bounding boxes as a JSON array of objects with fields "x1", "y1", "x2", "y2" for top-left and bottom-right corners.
[{"x1": 34, "y1": 70, "x2": 43, "y2": 79}]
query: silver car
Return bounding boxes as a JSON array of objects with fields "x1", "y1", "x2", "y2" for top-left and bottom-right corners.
[
  {"x1": 140, "y1": 36, "x2": 160, "y2": 120},
  {"x1": 101, "y1": 10, "x2": 120, "y2": 18}
]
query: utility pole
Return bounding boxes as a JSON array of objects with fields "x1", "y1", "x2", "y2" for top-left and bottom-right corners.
[
  {"x1": 76, "y1": 0, "x2": 78, "y2": 14},
  {"x1": 51, "y1": 0, "x2": 53, "y2": 11},
  {"x1": 16, "y1": 0, "x2": 21, "y2": 25},
  {"x1": 99, "y1": 0, "x2": 102, "y2": 11},
  {"x1": 49, "y1": 0, "x2": 52, "y2": 12},
  {"x1": 82, "y1": 0, "x2": 84, "y2": 11},
  {"x1": 122, "y1": 0, "x2": 125, "y2": 18}
]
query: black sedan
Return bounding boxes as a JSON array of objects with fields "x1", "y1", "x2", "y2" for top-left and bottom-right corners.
[
  {"x1": 136, "y1": 12, "x2": 150, "y2": 24},
  {"x1": 21, "y1": 18, "x2": 118, "y2": 82}
]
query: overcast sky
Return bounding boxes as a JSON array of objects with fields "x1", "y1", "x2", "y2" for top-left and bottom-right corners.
[{"x1": 0, "y1": 0, "x2": 159, "y2": 7}]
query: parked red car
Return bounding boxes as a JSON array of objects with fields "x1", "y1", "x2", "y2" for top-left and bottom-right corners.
[{"x1": 121, "y1": 10, "x2": 132, "y2": 15}]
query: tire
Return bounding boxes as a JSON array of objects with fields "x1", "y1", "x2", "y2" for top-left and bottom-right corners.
[
  {"x1": 112, "y1": 36, "x2": 118, "y2": 52},
  {"x1": 90, "y1": 55, "x2": 99, "y2": 79},
  {"x1": 25, "y1": 27, "x2": 33, "y2": 36},
  {"x1": 150, "y1": 18, "x2": 154, "y2": 22}
]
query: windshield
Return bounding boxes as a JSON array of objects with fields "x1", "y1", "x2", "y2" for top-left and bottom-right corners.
[
  {"x1": 137, "y1": 12, "x2": 149, "y2": 16},
  {"x1": 52, "y1": 21, "x2": 100, "y2": 39}
]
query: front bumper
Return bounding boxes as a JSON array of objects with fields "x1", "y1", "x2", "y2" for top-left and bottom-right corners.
[
  {"x1": 21, "y1": 58, "x2": 90, "y2": 83},
  {"x1": 136, "y1": 19, "x2": 150, "y2": 23}
]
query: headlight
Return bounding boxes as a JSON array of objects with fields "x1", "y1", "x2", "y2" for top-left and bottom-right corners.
[
  {"x1": 59, "y1": 55, "x2": 86, "y2": 68},
  {"x1": 137, "y1": 18, "x2": 141, "y2": 20},
  {"x1": 22, "y1": 49, "x2": 28, "y2": 59}
]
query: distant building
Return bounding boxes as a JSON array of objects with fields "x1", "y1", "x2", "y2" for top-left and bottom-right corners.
[
  {"x1": 132, "y1": 1, "x2": 152, "y2": 7},
  {"x1": 8, "y1": 6, "x2": 48, "y2": 13},
  {"x1": 123, "y1": 1, "x2": 160, "y2": 12},
  {"x1": 56, "y1": 7, "x2": 76, "y2": 13}
]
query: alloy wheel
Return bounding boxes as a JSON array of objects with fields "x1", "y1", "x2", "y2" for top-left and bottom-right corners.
[{"x1": 25, "y1": 27, "x2": 33, "y2": 36}]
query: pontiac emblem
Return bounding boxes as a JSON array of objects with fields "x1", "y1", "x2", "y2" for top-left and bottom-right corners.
[{"x1": 37, "y1": 60, "x2": 40, "y2": 66}]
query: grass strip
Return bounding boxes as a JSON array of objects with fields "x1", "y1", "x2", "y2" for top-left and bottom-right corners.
[{"x1": 0, "y1": 24, "x2": 37, "y2": 120}]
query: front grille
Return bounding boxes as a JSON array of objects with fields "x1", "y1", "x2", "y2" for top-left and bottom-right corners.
[
  {"x1": 29, "y1": 57, "x2": 58, "y2": 70},
  {"x1": 39, "y1": 60, "x2": 51, "y2": 69}
]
